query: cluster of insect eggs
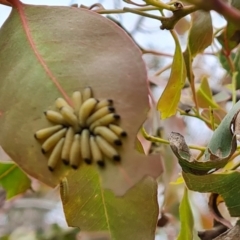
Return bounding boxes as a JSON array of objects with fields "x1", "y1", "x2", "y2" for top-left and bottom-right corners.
[{"x1": 34, "y1": 87, "x2": 127, "y2": 171}]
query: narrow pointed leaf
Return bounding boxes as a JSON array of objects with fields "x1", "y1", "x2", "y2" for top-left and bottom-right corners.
[
  {"x1": 196, "y1": 77, "x2": 219, "y2": 109},
  {"x1": 188, "y1": 11, "x2": 213, "y2": 57},
  {"x1": 184, "y1": 11, "x2": 212, "y2": 86},
  {"x1": 177, "y1": 188, "x2": 194, "y2": 240},
  {"x1": 157, "y1": 31, "x2": 186, "y2": 119}
]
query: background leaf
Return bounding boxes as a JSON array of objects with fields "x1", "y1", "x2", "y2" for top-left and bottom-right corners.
[
  {"x1": 157, "y1": 31, "x2": 186, "y2": 119},
  {"x1": 196, "y1": 77, "x2": 219, "y2": 109},
  {"x1": 188, "y1": 11, "x2": 213, "y2": 57},
  {"x1": 177, "y1": 188, "x2": 194, "y2": 240},
  {"x1": 61, "y1": 166, "x2": 159, "y2": 240},
  {"x1": 0, "y1": 162, "x2": 31, "y2": 199},
  {"x1": 0, "y1": 5, "x2": 163, "y2": 192}
]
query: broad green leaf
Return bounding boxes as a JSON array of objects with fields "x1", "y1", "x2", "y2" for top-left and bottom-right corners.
[
  {"x1": 177, "y1": 188, "x2": 194, "y2": 240},
  {"x1": 61, "y1": 166, "x2": 159, "y2": 240},
  {"x1": 0, "y1": 4, "x2": 163, "y2": 193},
  {"x1": 157, "y1": 31, "x2": 186, "y2": 119},
  {"x1": 196, "y1": 77, "x2": 219, "y2": 109},
  {"x1": 188, "y1": 11, "x2": 213, "y2": 57},
  {"x1": 183, "y1": 171, "x2": 240, "y2": 217},
  {"x1": 0, "y1": 162, "x2": 31, "y2": 199}
]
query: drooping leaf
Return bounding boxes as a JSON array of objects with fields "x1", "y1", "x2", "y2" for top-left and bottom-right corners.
[
  {"x1": 177, "y1": 188, "x2": 194, "y2": 240},
  {"x1": 61, "y1": 167, "x2": 159, "y2": 240},
  {"x1": 183, "y1": 171, "x2": 240, "y2": 217},
  {"x1": 169, "y1": 100, "x2": 240, "y2": 174},
  {"x1": 188, "y1": 11, "x2": 213, "y2": 57},
  {"x1": 157, "y1": 31, "x2": 186, "y2": 119},
  {"x1": 0, "y1": 4, "x2": 163, "y2": 193},
  {"x1": 0, "y1": 162, "x2": 31, "y2": 199},
  {"x1": 196, "y1": 77, "x2": 219, "y2": 109},
  {"x1": 169, "y1": 132, "x2": 229, "y2": 175},
  {"x1": 183, "y1": 10, "x2": 212, "y2": 94}
]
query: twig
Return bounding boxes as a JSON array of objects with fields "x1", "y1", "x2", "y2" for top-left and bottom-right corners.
[
  {"x1": 95, "y1": 6, "x2": 158, "y2": 14},
  {"x1": 154, "y1": 63, "x2": 172, "y2": 76},
  {"x1": 185, "y1": 0, "x2": 240, "y2": 27},
  {"x1": 144, "y1": 0, "x2": 176, "y2": 11},
  {"x1": 123, "y1": 7, "x2": 164, "y2": 20},
  {"x1": 232, "y1": 72, "x2": 238, "y2": 106},
  {"x1": 142, "y1": 49, "x2": 173, "y2": 57},
  {"x1": 160, "y1": 5, "x2": 199, "y2": 30},
  {"x1": 178, "y1": 108, "x2": 219, "y2": 129},
  {"x1": 141, "y1": 127, "x2": 206, "y2": 151},
  {"x1": 96, "y1": 3, "x2": 198, "y2": 30}
]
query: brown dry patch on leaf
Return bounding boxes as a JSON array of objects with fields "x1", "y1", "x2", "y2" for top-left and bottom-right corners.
[{"x1": 0, "y1": 4, "x2": 163, "y2": 191}]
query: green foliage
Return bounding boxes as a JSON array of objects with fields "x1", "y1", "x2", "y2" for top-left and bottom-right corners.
[
  {"x1": 183, "y1": 171, "x2": 240, "y2": 217},
  {"x1": 187, "y1": 11, "x2": 213, "y2": 58},
  {"x1": 196, "y1": 77, "x2": 219, "y2": 109},
  {"x1": 61, "y1": 167, "x2": 158, "y2": 240},
  {"x1": 0, "y1": 162, "x2": 31, "y2": 199},
  {"x1": 177, "y1": 188, "x2": 194, "y2": 240},
  {"x1": 157, "y1": 31, "x2": 186, "y2": 119}
]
